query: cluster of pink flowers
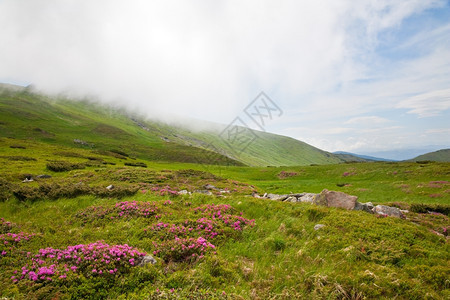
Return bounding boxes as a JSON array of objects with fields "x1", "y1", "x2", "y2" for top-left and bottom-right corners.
[
  {"x1": 1, "y1": 232, "x2": 35, "y2": 257},
  {"x1": 75, "y1": 201, "x2": 160, "y2": 223},
  {"x1": 278, "y1": 171, "x2": 298, "y2": 179},
  {"x1": 193, "y1": 204, "x2": 234, "y2": 214},
  {"x1": 342, "y1": 171, "x2": 357, "y2": 177},
  {"x1": 146, "y1": 204, "x2": 255, "y2": 262},
  {"x1": 150, "y1": 186, "x2": 178, "y2": 196},
  {"x1": 152, "y1": 236, "x2": 216, "y2": 262},
  {"x1": 12, "y1": 241, "x2": 146, "y2": 283},
  {"x1": 1, "y1": 218, "x2": 15, "y2": 234}
]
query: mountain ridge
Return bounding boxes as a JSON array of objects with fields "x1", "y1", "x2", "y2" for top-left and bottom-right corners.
[{"x1": 0, "y1": 84, "x2": 342, "y2": 166}]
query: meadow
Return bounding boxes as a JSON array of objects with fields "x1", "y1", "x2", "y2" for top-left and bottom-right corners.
[{"x1": 0, "y1": 137, "x2": 449, "y2": 299}]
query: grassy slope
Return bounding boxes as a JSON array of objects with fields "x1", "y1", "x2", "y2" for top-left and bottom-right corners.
[
  {"x1": 0, "y1": 87, "x2": 342, "y2": 167},
  {"x1": 410, "y1": 149, "x2": 450, "y2": 162},
  {"x1": 0, "y1": 138, "x2": 449, "y2": 299}
]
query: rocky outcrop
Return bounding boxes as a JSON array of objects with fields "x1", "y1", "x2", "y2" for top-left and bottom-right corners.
[
  {"x1": 254, "y1": 189, "x2": 405, "y2": 218},
  {"x1": 313, "y1": 189, "x2": 357, "y2": 210}
]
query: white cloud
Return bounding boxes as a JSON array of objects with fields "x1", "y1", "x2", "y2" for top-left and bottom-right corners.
[
  {"x1": 396, "y1": 89, "x2": 450, "y2": 117},
  {"x1": 0, "y1": 0, "x2": 448, "y2": 153},
  {"x1": 345, "y1": 116, "x2": 390, "y2": 125}
]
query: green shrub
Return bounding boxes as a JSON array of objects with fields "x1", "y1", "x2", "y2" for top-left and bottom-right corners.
[
  {"x1": 306, "y1": 207, "x2": 328, "y2": 221},
  {"x1": 110, "y1": 149, "x2": 129, "y2": 157},
  {"x1": 124, "y1": 162, "x2": 147, "y2": 168},
  {"x1": 0, "y1": 177, "x2": 12, "y2": 202},
  {"x1": 0, "y1": 155, "x2": 36, "y2": 161},
  {"x1": 46, "y1": 161, "x2": 85, "y2": 172},
  {"x1": 410, "y1": 203, "x2": 450, "y2": 216}
]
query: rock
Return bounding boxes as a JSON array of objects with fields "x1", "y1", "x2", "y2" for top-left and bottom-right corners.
[
  {"x1": 313, "y1": 189, "x2": 357, "y2": 210},
  {"x1": 106, "y1": 185, "x2": 114, "y2": 190},
  {"x1": 267, "y1": 193, "x2": 288, "y2": 201},
  {"x1": 289, "y1": 193, "x2": 306, "y2": 197},
  {"x1": 36, "y1": 174, "x2": 52, "y2": 179},
  {"x1": 178, "y1": 190, "x2": 190, "y2": 195},
  {"x1": 373, "y1": 205, "x2": 404, "y2": 218},
  {"x1": 22, "y1": 178, "x2": 33, "y2": 183},
  {"x1": 136, "y1": 255, "x2": 157, "y2": 266},
  {"x1": 263, "y1": 193, "x2": 267, "y2": 198},
  {"x1": 298, "y1": 193, "x2": 316, "y2": 203},
  {"x1": 204, "y1": 184, "x2": 218, "y2": 190},
  {"x1": 285, "y1": 196, "x2": 297, "y2": 203},
  {"x1": 314, "y1": 224, "x2": 326, "y2": 230},
  {"x1": 354, "y1": 201, "x2": 374, "y2": 213}
]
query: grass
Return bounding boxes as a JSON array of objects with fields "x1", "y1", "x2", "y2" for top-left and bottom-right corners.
[
  {"x1": 0, "y1": 87, "x2": 449, "y2": 298},
  {"x1": 0, "y1": 136, "x2": 449, "y2": 298},
  {"x1": 1, "y1": 193, "x2": 448, "y2": 299}
]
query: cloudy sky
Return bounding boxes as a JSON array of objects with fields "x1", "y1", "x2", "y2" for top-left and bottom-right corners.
[{"x1": 1, "y1": 0, "x2": 449, "y2": 156}]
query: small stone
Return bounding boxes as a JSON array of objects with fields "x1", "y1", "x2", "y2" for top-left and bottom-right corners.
[
  {"x1": 36, "y1": 174, "x2": 52, "y2": 179},
  {"x1": 314, "y1": 224, "x2": 326, "y2": 230},
  {"x1": 204, "y1": 184, "x2": 218, "y2": 190},
  {"x1": 22, "y1": 178, "x2": 33, "y2": 183},
  {"x1": 106, "y1": 185, "x2": 114, "y2": 190},
  {"x1": 178, "y1": 190, "x2": 189, "y2": 195}
]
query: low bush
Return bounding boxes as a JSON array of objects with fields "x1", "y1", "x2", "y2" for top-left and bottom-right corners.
[
  {"x1": 12, "y1": 241, "x2": 146, "y2": 286},
  {"x1": 410, "y1": 203, "x2": 450, "y2": 216},
  {"x1": 110, "y1": 149, "x2": 129, "y2": 157},
  {"x1": 9, "y1": 145, "x2": 26, "y2": 149},
  {"x1": 12, "y1": 183, "x2": 139, "y2": 202},
  {"x1": 124, "y1": 162, "x2": 147, "y2": 168},
  {"x1": 46, "y1": 161, "x2": 85, "y2": 172},
  {"x1": 0, "y1": 178, "x2": 12, "y2": 202},
  {"x1": 0, "y1": 155, "x2": 36, "y2": 161}
]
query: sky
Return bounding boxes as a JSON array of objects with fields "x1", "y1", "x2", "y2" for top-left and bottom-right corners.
[{"x1": 0, "y1": 0, "x2": 449, "y2": 157}]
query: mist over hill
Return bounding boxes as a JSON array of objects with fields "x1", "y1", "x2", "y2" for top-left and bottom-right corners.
[{"x1": 0, "y1": 84, "x2": 342, "y2": 167}]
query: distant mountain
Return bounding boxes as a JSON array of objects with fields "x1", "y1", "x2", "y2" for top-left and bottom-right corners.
[
  {"x1": 358, "y1": 146, "x2": 449, "y2": 161},
  {"x1": 408, "y1": 149, "x2": 450, "y2": 162},
  {"x1": 333, "y1": 151, "x2": 395, "y2": 162},
  {"x1": 0, "y1": 84, "x2": 343, "y2": 167}
]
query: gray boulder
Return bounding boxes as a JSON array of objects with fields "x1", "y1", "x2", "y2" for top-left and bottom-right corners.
[
  {"x1": 285, "y1": 196, "x2": 298, "y2": 203},
  {"x1": 354, "y1": 201, "x2": 374, "y2": 213},
  {"x1": 178, "y1": 190, "x2": 190, "y2": 195},
  {"x1": 36, "y1": 174, "x2": 52, "y2": 179},
  {"x1": 298, "y1": 193, "x2": 316, "y2": 203},
  {"x1": 137, "y1": 255, "x2": 157, "y2": 266},
  {"x1": 267, "y1": 193, "x2": 288, "y2": 201},
  {"x1": 373, "y1": 205, "x2": 404, "y2": 218},
  {"x1": 313, "y1": 189, "x2": 357, "y2": 210}
]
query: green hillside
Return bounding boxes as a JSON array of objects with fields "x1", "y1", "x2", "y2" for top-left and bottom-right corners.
[
  {"x1": 410, "y1": 149, "x2": 450, "y2": 162},
  {"x1": 0, "y1": 84, "x2": 342, "y2": 167}
]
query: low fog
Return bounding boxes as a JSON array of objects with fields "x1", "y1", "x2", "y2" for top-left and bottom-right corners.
[{"x1": 1, "y1": 0, "x2": 449, "y2": 153}]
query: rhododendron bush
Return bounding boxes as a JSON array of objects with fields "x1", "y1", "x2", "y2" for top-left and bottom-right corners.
[{"x1": 12, "y1": 241, "x2": 146, "y2": 283}]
